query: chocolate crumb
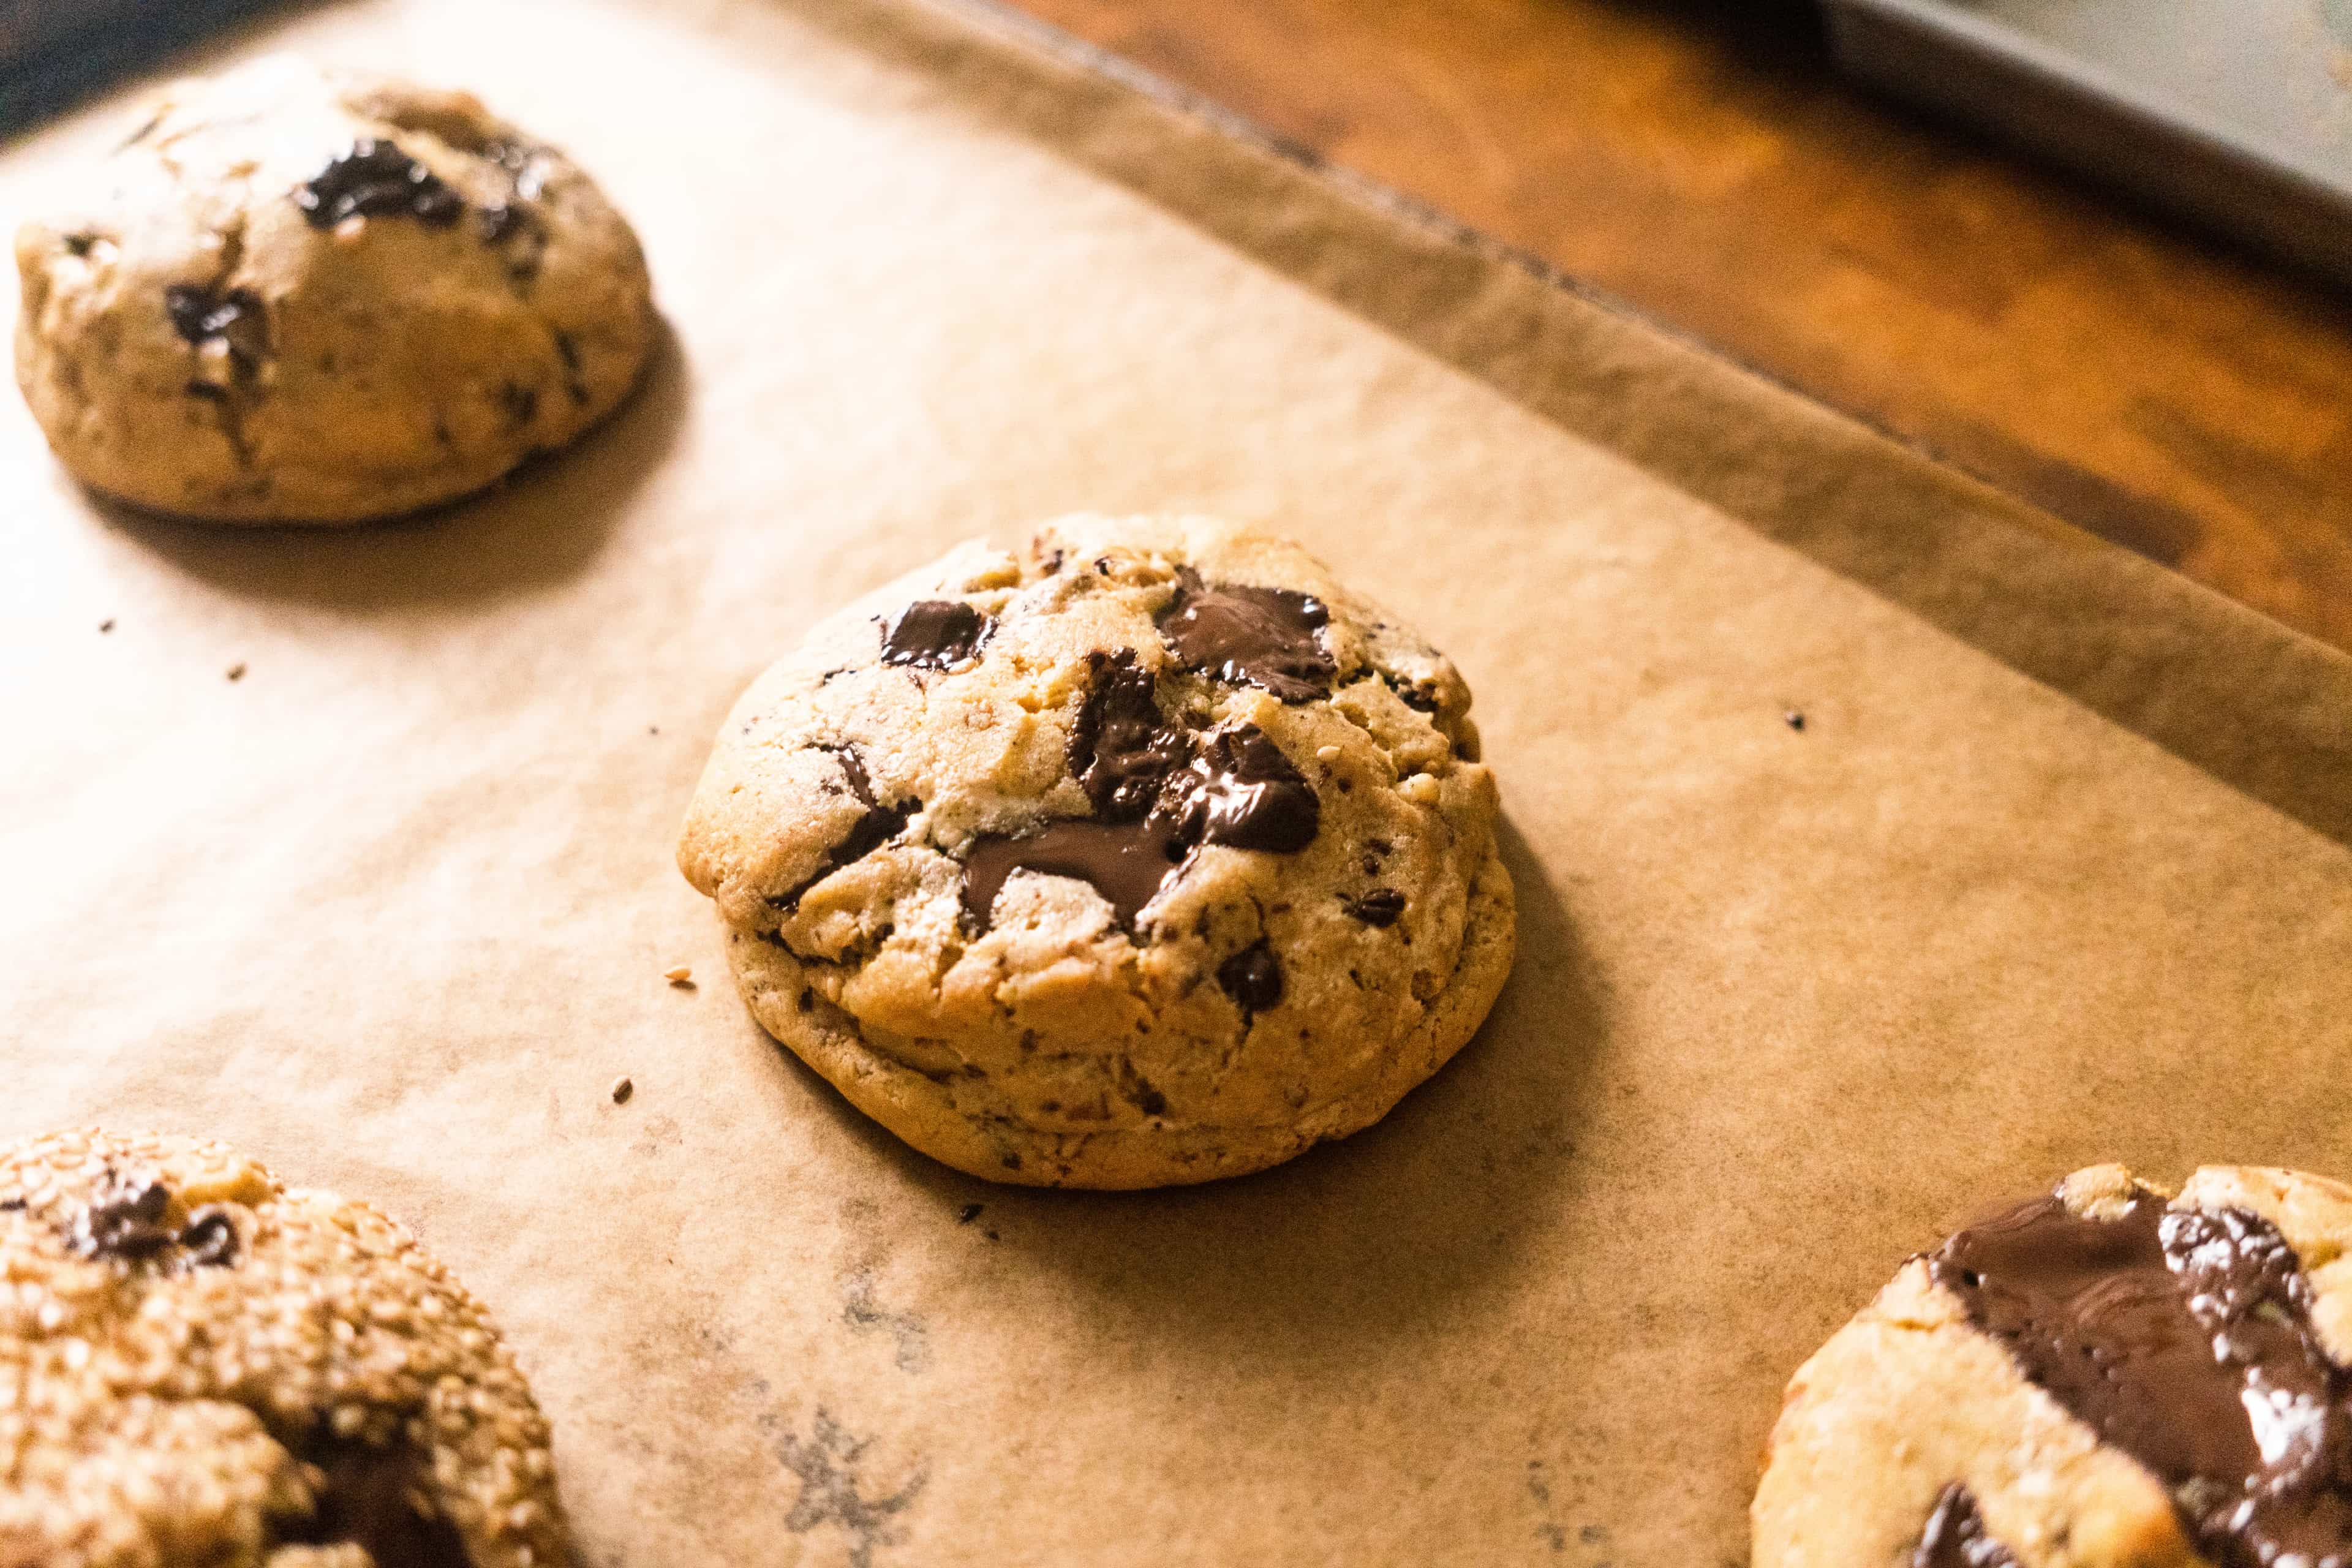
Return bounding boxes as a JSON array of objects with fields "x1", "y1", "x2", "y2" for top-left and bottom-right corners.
[
  {"x1": 984, "y1": 1228, "x2": 1001, "y2": 1242},
  {"x1": 98, "y1": 619, "x2": 115, "y2": 634},
  {"x1": 957, "y1": 1204, "x2": 984, "y2": 1224},
  {"x1": 1784, "y1": 709, "x2": 1806, "y2": 732},
  {"x1": 610, "y1": 1076, "x2": 633, "y2": 1104},
  {"x1": 225, "y1": 662, "x2": 246, "y2": 682}
]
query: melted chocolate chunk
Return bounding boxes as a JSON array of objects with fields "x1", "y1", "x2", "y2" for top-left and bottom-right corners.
[
  {"x1": 295, "y1": 140, "x2": 463, "y2": 229},
  {"x1": 164, "y1": 283, "x2": 267, "y2": 367},
  {"x1": 766, "y1": 747, "x2": 917, "y2": 914},
  {"x1": 287, "y1": 1439, "x2": 470, "y2": 1568},
  {"x1": 962, "y1": 658, "x2": 1322, "y2": 934},
  {"x1": 879, "y1": 601, "x2": 991, "y2": 670},
  {"x1": 1157, "y1": 570, "x2": 1335, "y2": 703},
  {"x1": 1068, "y1": 651, "x2": 1189, "y2": 818},
  {"x1": 1928, "y1": 1189, "x2": 2352, "y2": 1568},
  {"x1": 960, "y1": 818, "x2": 1185, "y2": 933},
  {"x1": 1912, "y1": 1485, "x2": 2018, "y2": 1568},
  {"x1": 1343, "y1": 889, "x2": 1406, "y2": 927},
  {"x1": 179, "y1": 1205, "x2": 240, "y2": 1269},
  {"x1": 1217, "y1": 942, "x2": 1284, "y2": 1016},
  {"x1": 70, "y1": 1173, "x2": 173, "y2": 1261},
  {"x1": 1161, "y1": 726, "x2": 1320, "y2": 854}
]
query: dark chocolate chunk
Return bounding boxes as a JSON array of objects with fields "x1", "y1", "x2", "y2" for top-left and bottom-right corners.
[
  {"x1": 1068, "y1": 650, "x2": 1190, "y2": 819},
  {"x1": 766, "y1": 747, "x2": 917, "y2": 914},
  {"x1": 1343, "y1": 889, "x2": 1406, "y2": 927},
  {"x1": 294, "y1": 140, "x2": 464, "y2": 229},
  {"x1": 1911, "y1": 1485, "x2": 2018, "y2": 1568},
  {"x1": 497, "y1": 382, "x2": 537, "y2": 427},
  {"x1": 1157, "y1": 570, "x2": 1335, "y2": 703},
  {"x1": 1382, "y1": 673, "x2": 1441, "y2": 714},
  {"x1": 1162, "y1": 726, "x2": 1320, "y2": 854},
  {"x1": 1216, "y1": 942, "x2": 1284, "y2": 1016},
  {"x1": 1928, "y1": 1188, "x2": 2352, "y2": 1568},
  {"x1": 1784, "y1": 709, "x2": 1807, "y2": 733},
  {"x1": 961, "y1": 659, "x2": 1322, "y2": 935},
  {"x1": 957, "y1": 1204, "x2": 984, "y2": 1224},
  {"x1": 878, "y1": 601, "x2": 990, "y2": 670},
  {"x1": 164, "y1": 283, "x2": 268, "y2": 368},
  {"x1": 285, "y1": 1439, "x2": 470, "y2": 1568},
  {"x1": 178, "y1": 1206, "x2": 240, "y2": 1269},
  {"x1": 64, "y1": 233, "x2": 96, "y2": 257},
  {"x1": 961, "y1": 818, "x2": 1186, "y2": 933},
  {"x1": 70, "y1": 1173, "x2": 174, "y2": 1262}
]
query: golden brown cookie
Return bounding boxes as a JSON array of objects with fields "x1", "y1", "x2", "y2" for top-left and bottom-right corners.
[
  {"x1": 678, "y1": 514, "x2": 1515, "y2": 1188},
  {"x1": 0, "y1": 1128, "x2": 571, "y2": 1567},
  {"x1": 14, "y1": 55, "x2": 652, "y2": 524},
  {"x1": 1754, "y1": 1163, "x2": 2352, "y2": 1567}
]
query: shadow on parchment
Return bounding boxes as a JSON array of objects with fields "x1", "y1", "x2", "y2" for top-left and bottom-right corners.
[
  {"x1": 810, "y1": 813, "x2": 1611, "y2": 1362},
  {"x1": 89, "y1": 317, "x2": 687, "y2": 612}
]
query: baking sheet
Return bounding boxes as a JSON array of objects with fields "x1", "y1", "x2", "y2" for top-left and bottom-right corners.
[
  {"x1": 1825, "y1": 0, "x2": 2352, "y2": 288},
  {"x1": 3, "y1": 0, "x2": 2350, "y2": 1562}
]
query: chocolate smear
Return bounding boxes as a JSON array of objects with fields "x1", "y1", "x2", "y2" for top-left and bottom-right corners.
[
  {"x1": 1928, "y1": 1188, "x2": 2352, "y2": 1568},
  {"x1": 1157, "y1": 569, "x2": 1335, "y2": 703},
  {"x1": 295, "y1": 140, "x2": 463, "y2": 228},
  {"x1": 1911, "y1": 1484, "x2": 2018, "y2": 1568},
  {"x1": 879, "y1": 600, "x2": 990, "y2": 671}
]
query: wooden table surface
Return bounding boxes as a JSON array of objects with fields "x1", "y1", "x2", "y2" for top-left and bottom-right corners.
[{"x1": 1004, "y1": 0, "x2": 2352, "y2": 657}]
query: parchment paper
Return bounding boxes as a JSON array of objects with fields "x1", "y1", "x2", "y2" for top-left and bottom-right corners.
[{"x1": 3, "y1": 1, "x2": 2349, "y2": 1562}]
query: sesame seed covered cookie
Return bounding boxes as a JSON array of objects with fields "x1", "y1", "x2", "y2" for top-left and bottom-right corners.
[
  {"x1": 14, "y1": 55, "x2": 652, "y2": 524},
  {"x1": 1754, "y1": 1164, "x2": 2352, "y2": 1568},
  {"x1": 0, "y1": 1128, "x2": 571, "y2": 1567},
  {"x1": 678, "y1": 514, "x2": 1515, "y2": 1189}
]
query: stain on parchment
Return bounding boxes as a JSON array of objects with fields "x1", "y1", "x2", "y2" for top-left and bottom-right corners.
[
  {"x1": 763, "y1": 1406, "x2": 929, "y2": 1568},
  {"x1": 842, "y1": 1272, "x2": 930, "y2": 1373}
]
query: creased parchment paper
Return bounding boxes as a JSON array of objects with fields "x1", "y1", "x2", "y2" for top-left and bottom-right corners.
[{"x1": 2, "y1": 1, "x2": 2348, "y2": 1562}]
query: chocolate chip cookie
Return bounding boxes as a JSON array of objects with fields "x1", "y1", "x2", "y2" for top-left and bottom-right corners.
[
  {"x1": 677, "y1": 514, "x2": 1515, "y2": 1189},
  {"x1": 14, "y1": 55, "x2": 653, "y2": 524},
  {"x1": 0, "y1": 1127, "x2": 572, "y2": 1567},
  {"x1": 1754, "y1": 1163, "x2": 2352, "y2": 1568}
]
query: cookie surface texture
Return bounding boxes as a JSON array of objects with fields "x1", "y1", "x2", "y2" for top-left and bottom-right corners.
[
  {"x1": 678, "y1": 514, "x2": 1516, "y2": 1189},
  {"x1": 1753, "y1": 1162, "x2": 2352, "y2": 1568},
  {"x1": 0, "y1": 1127, "x2": 572, "y2": 1567},
  {"x1": 13, "y1": 55, "x2": 653, "y2": 524}
]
